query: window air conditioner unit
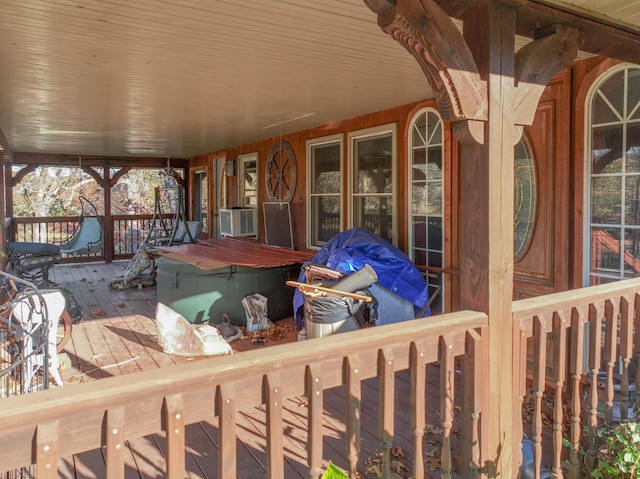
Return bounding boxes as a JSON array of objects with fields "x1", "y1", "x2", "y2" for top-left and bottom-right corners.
[{"x1": 219, "y1": 208, "x2": 257, "y2": 237}]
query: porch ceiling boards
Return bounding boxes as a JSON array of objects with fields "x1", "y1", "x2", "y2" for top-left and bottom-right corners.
[{"x1": 0, "y1": 0, "x2": 638, "y2": 160}]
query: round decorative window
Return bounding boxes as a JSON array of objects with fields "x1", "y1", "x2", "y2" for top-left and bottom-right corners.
[{"x1": 514, "y1": 137, "x2": 537, "y2": 261}]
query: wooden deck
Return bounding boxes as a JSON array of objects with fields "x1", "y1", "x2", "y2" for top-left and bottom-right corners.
[{"x1": 46, "y1": 261, "x2": 465, "y2": 479}]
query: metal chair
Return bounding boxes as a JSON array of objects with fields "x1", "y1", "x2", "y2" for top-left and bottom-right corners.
[
  {"x1": 58, "y1": 196, "x2": 103, "y2": 256},
  {"x1": 8, "y1": 242, "x2": 60, "y2": 286}
]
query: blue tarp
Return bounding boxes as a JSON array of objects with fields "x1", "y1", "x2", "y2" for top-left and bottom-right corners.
[{"x1": 293, "y1": 227, "x2": 430, "y2": 327}]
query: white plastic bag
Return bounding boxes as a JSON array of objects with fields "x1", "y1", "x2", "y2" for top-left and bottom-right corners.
[
  {"x1": 155, "y1": 303, "x2": 233, "y2": 356},
  {"x1": 241, "y1": 293, "x2": 271, "y2": 332}
]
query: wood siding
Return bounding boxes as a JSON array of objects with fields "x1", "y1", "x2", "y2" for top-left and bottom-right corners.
[{"x1": 187, "y1": 56, "x2": 619, "y2": 306}]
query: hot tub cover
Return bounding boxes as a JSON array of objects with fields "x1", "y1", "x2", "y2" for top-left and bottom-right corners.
[{"x1": 294, "y1": 227, "x2": 429, "y2": 326}]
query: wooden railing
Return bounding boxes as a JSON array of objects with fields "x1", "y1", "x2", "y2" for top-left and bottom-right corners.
[
  {"x1": 0, "y1": 311, "x2": 487, "y2": 478},
  {"x1": 12, "y1": 216, "x2": 80, "y2": 246},
  {"x1": 10, "y1": 215, "x2": 175, "y2": 260},
  {"x1": 112, "y1": 214, "x2": 172, "y2": 257},
  {"x1": 512, "y1": 277, "x2": 640, "y2": 479},
  {"x1": 1, "y1": 250, "x2": 638, "y2": 477}
]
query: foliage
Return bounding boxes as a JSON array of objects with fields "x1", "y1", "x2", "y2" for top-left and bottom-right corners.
[
  {"x1": 321, "y1": 461, "x2": 349, "y2": 479},
  {"x1": 590, "y1": 421, "x2": 640, "y2": 478},
  {"x1": 566, "y1": 421, "x2": 640, "y2": 478},
  {"x1": 13, "y1": 165, "x2": 104, "y2": 217},
  {"x1": 12, "y1": 165, "x2": 180, "y2": 217}
]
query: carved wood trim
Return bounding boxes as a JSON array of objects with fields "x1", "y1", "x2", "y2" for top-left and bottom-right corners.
[
  {"x1": 514, "y1": 24, "x2": 583, "y2": 125},
  {"x1": 365, "y1": 0, "x2": 487, "y2": 123}
]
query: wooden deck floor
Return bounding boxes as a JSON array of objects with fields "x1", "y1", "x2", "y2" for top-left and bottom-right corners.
[{"x1": 44, "y1": 262, "x2": 469, "y2": 478}]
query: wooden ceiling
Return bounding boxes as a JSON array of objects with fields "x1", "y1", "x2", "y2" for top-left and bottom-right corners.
[{"x1": 0, "y1": 0, "x2": 639, "y2": 160}]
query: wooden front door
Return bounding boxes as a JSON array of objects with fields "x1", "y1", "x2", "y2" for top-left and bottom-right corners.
[{"x1": 513, "y1": 70, "x2": 572, "y2": 298}]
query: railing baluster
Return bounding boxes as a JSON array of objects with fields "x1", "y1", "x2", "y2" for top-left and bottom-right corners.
[
  {"x1": 587, "y1": 302, "x2": 603, "y2": 430},
  {"x1": 439, "y1": 335, "x2": 454, "y2": 479},
  {"x1": 635, "y1": 294, "x2": 640, "y2": 414},
  {"x1": 410, "y1": 340, "x2": 427, "y2": 479},
  {"x1": 36, "y1": 421, "x2": 59, "y2": 479},
  {"x1": 164, "y1": 393, "x2": 185, "y2": 479},
  {"x1": 568, "y1": 306, "x2": 585, "y2": 479},
  {"x1": 217, "y1": 383, "x2": 237, "y2": 478},
  {"x1": 533, "y1": 314, "x2": 548, "y2": 478},
  {"x1": 104, "y1": 407, "x2": 125, "y2": 479},
  {"x1": 619, "y1": 295, "x2": 633, "y2": 421},
  {"x1": 603, "y1": 299, "x2": 618, "y2": 424},
  {"x1": 264, "y1": 371, "x2": 284, "y2": 479},
  {"x1": 552, "y1": 311, "x2": 567, "y2": 479},
  {"x1": 378, "y1": 348, "x2": 395, "y2": 479},
  {"x1": 344, "y1": 355, "x2": 361, "y2": 479},
  {"x1": 584, "y1": 301, "x2": 604, "y2": 473},
  {"x1": 306, "y1": 363, "x2": 323, "y2": 479},
  {"x1": 463, "y1": 329, "x2": 481, "y2": 479},
  {"x1": 514, "y1": 320, "x2": 528, "y2": 476}
]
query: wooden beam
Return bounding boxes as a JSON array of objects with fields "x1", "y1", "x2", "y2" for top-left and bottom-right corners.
[
  {"x1": 12, "y1": 152, "x2": 190, "y2": 169},
  {"x1": 430, "y1": 0, "x2": 640, "y2": 64},
  {"x1": 0, "y1": 128, "x2": 13, "y2": 163},
  {"x1": 521, "y1": 1, "x2": 640, "y2": 63}
]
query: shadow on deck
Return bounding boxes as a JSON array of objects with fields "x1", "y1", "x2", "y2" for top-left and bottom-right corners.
[{"x1": 46, "y1": 262, "x2": 468, "y2": 478}]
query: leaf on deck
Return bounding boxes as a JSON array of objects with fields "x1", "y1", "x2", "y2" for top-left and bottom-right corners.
[{"x1": 426, "y1": 456, "x2": 441, "y2": 471}]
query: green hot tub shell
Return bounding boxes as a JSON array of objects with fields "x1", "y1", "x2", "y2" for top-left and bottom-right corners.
[{"x1": 156, "y1": 256, "x2": 301, "y2": 325}]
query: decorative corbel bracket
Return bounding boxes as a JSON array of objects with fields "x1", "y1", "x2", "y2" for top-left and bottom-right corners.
[
  {"x1": 82, "y1": 166, "x2": 105, "y2": 188},
  {"x1": 514, "y1": 24, "x2": 583, "y2": 126},
  {"x1": 11, "y1": 164, "x2": 37, "y2": 187},
  {"x1": 364, "y1": 0, "x2": 488, "y2": 128},
  {"x1": 110, "y1": 167, "x2": 131, "y2": 188}
]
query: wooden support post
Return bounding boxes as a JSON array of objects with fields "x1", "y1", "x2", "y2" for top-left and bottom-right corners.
[
  {"x1": 457, "y1": 3, "x2": 518, "y2": 474},
  {"x1": 36, "y1": 421, "x2": 59, "y2": 479},
  {"x1": 0, "y1": 155, "x2": 5, "y2": 269},
  {"x1": 344, "y1": 355, "x2": 361, "y2": 479},
  {"x1": 4, "y1": 161, "x2": 14, "y2": 251},
  {"x1": 104, "y1": 407, "x2": 126, "y2": 479},
  {"x1": 264, "y1": 372, "x2": 284, "y2": 479},
  {"x1": 378, "y1": 348, "x2": 395, "y2": 479},
  {"x1": 410, "y1": 340, "x2": 427, "y2": 478},
  {"x1": 363, "y1": 1, "x2": 580, "y2": 476},
  {"x1": 217, "y1": 383, "x2": 237, "y2": 478},
  {"x1": 306, "y1": 363, "x2": 324, "y2": 479},
  {"x1": 103, "y1": 166, "x2": 114, "y2": 262},
  {"x1": 163, "y1": 393, "x2": 185, "y2": 479}
]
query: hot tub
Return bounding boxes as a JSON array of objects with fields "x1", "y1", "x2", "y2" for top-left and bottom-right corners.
[{"x1": 155, "y1": 256, "x2": 301, "y2": 325}]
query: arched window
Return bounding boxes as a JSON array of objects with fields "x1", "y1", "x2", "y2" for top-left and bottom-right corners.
[
  {"x1": 408, "y1": 108, "x2": 444, "y2": 313},
  {"x1": 585, "y1": 65, "x2": 640, "y2": 285}
]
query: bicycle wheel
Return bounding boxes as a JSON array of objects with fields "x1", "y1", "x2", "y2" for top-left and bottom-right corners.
[{"x1": 56, "y1": 310, "x2": 72, "y2": 353}]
